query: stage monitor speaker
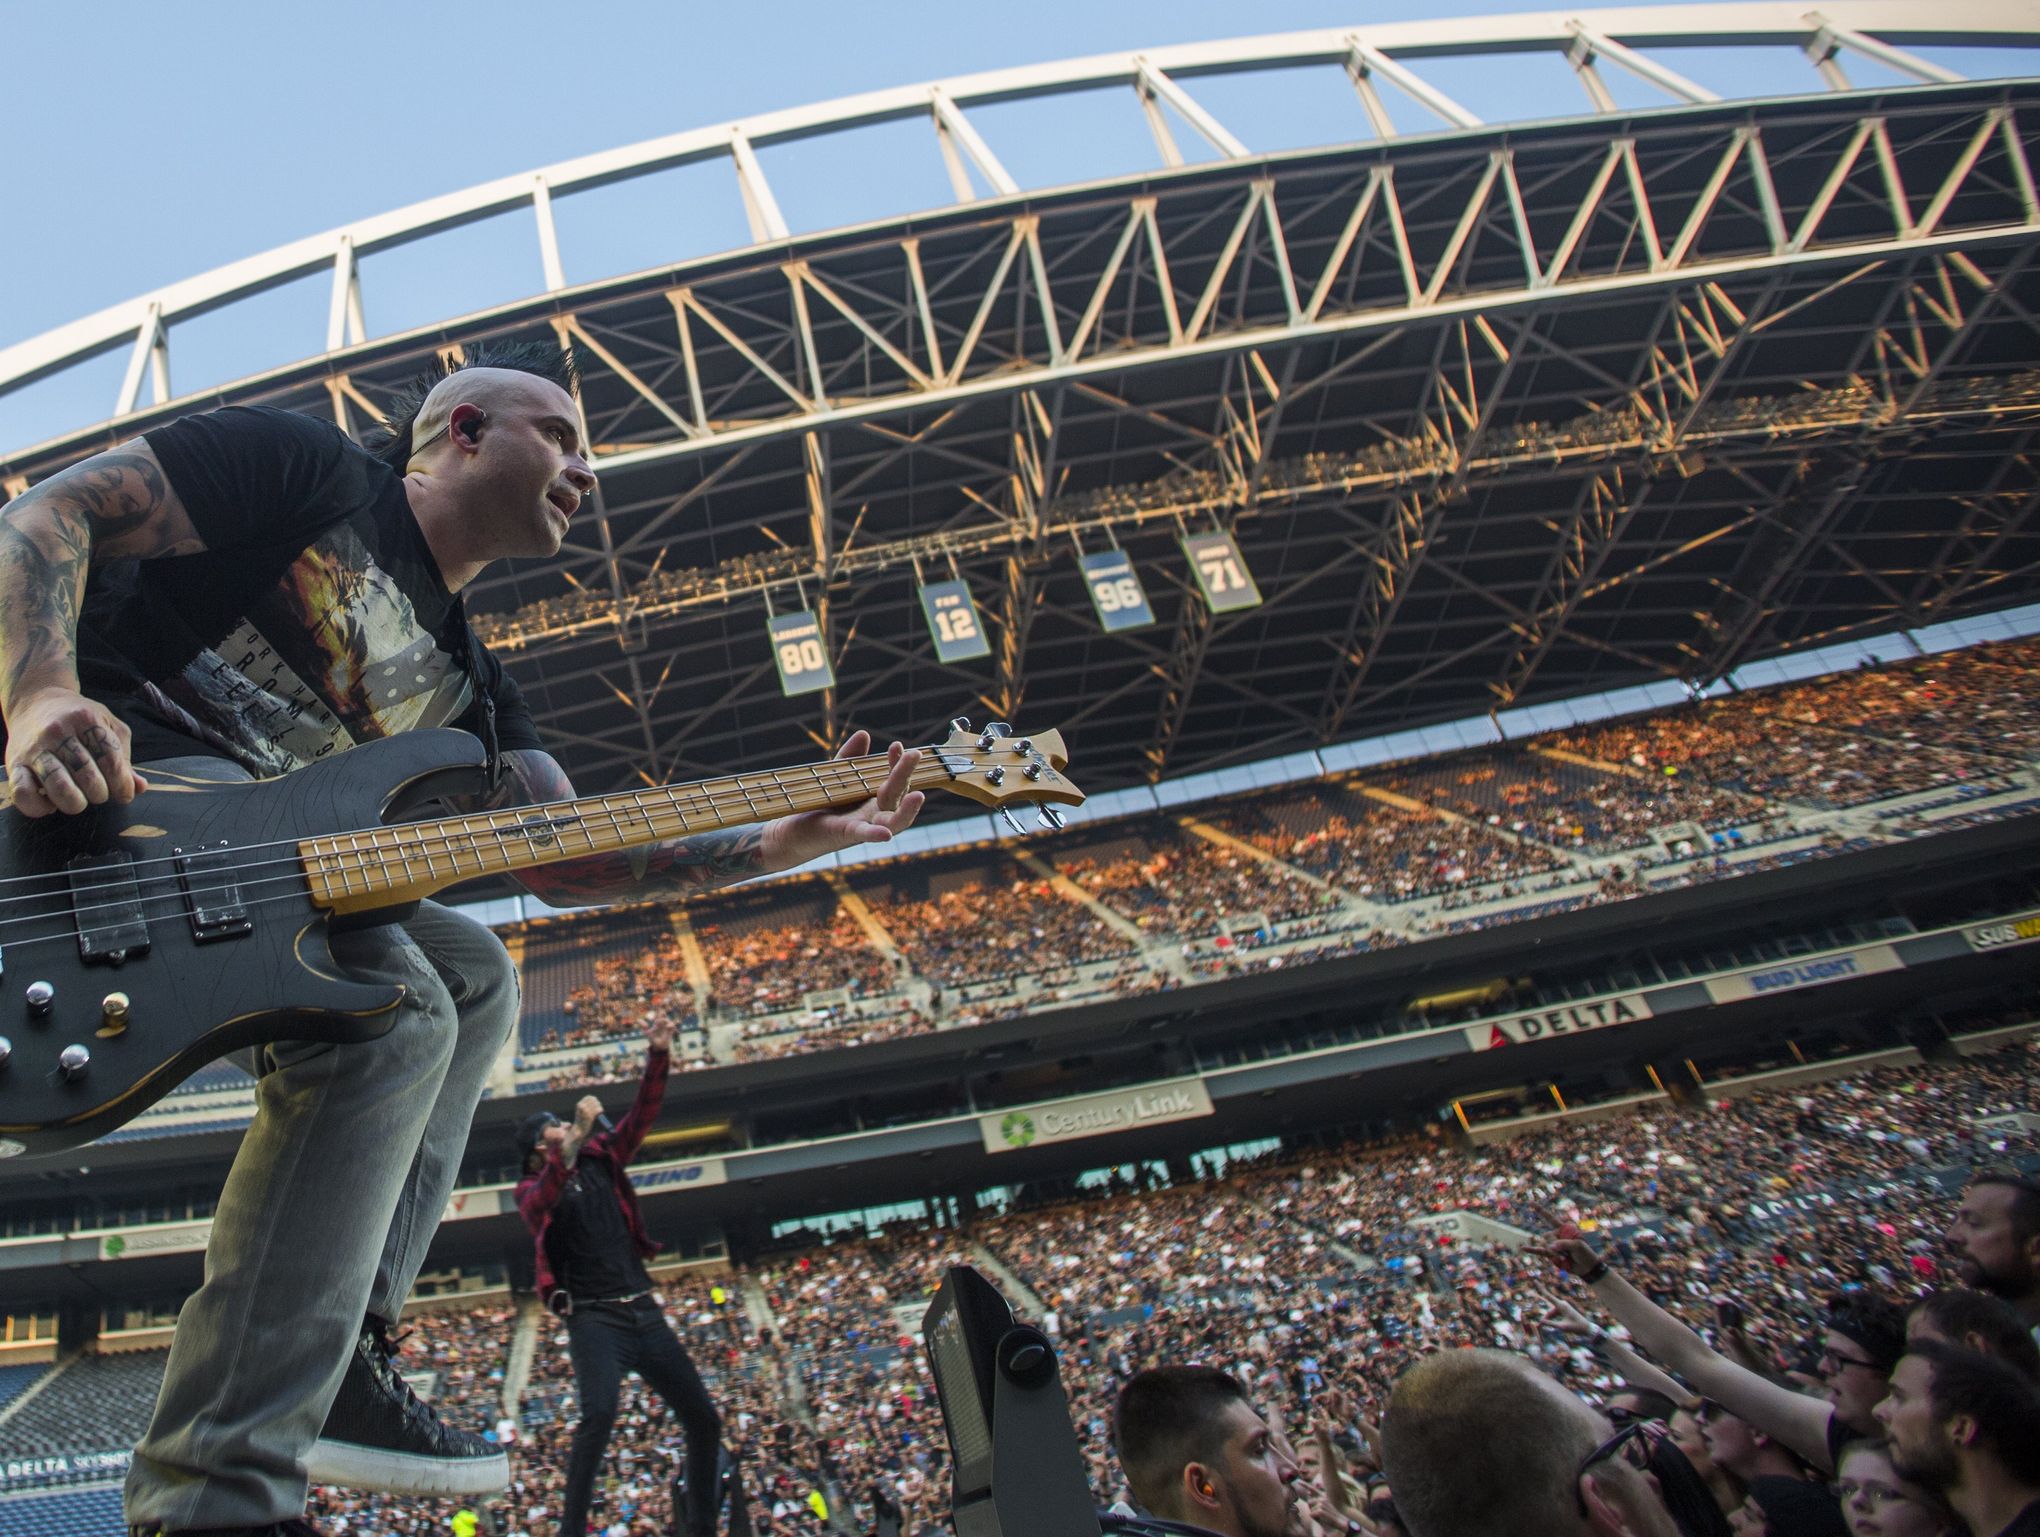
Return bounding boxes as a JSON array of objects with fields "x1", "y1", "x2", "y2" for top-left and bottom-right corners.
[{"x1": 922, "y1": 1264, "x2": 1102, "y2": 1537}]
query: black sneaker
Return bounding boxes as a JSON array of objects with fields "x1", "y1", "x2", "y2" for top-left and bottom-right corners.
[{"x1": 304, "y1": 1322, "x2": 508, "y2": 1496}]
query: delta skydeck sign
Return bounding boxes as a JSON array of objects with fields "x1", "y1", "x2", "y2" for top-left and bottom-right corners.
[{"x1": 1463, "y1": 993, "x2": 1653, "y2": 1052}]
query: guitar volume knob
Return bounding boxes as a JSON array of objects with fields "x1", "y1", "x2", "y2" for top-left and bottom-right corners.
[
  {"x1": 25, "y1": 981, "x2": 53, "y2": 1017},
  {"x1": 0, "y1": 1036, "x2": 11, "y2": 1068},
  {"x1": 57, "y1": 1044, "x2": 90, "y2": 1080}
]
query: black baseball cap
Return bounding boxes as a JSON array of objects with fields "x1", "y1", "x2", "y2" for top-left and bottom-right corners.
[{"x1": 516, "y1": 1112, "x2": 562, "y2": 1161}]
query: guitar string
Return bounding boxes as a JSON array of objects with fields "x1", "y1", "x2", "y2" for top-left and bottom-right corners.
[
  {"x1": 0, "y1": 772, "x2": 1024, "y2": 956},
  {"x1": 0, "y1": 748, "x2": 915, "y2": 897},
  {"x1": 0, "y1": 752, "x2": 1044, "y2": 948},
  {"x1": 0, "y1": 757, "x2": 916, "y2": 937},
  {"x1": 12, "y1": 735, "x2": 1047, "y2": 920}
]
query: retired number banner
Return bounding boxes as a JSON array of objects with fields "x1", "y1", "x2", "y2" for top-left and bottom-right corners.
[
  {"x1": 919, "y1": 578, "x2": 992, "y2": 662},
  {"x1": 768, "y1": 610, "x2": 835, "y2": 697}
]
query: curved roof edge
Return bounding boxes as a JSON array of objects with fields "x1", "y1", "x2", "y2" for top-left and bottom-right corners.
[{"x1": 3, "y1": 1, "x2": 2036, "y2": 414}]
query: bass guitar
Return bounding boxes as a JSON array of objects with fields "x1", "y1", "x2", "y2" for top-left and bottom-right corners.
[{"x1": 0, "y1": 718, "x2": 1081, "y2": 1157}]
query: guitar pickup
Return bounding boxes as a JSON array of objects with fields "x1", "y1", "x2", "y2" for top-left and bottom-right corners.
[
  {"x1": 66, "y1": 852, "x2": 152, "y2": 965},
  {"x1": 175, "y1": 844, "x2": 253, "y2": 943}
]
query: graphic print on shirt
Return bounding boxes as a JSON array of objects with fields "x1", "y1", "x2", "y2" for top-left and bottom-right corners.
[{"x1": 143, "y1": 521, "x2": 471, "y2": 776}]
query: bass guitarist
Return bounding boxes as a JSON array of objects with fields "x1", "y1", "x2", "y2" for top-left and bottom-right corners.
[{"x1": 0, "y1": 342, "x2": 925, "y2": 1537}]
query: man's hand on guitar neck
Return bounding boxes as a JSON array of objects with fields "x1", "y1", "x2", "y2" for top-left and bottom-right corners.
[
  {"x1": 756, "y1": 730, "x2": 925, "y2": 871},
  {"x1": 479, "y1": 729, "x2": 926, "y2": 908}
]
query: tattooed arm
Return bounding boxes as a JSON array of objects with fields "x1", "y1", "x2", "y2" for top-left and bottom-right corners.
[
  {"x1": 0, "y1": 443, "x2": 206, "y2": 816},
  {"x1": 457, "y1": 736, "x2": 925, "y2": 908}
]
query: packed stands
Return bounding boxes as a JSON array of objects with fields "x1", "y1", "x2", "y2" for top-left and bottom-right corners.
[
  {"x1": 855, "y1": 853, "x2": 1138, "y2": 991},
  {"x1": 1761, "y1": 638, "x2": 2040, "y2": 762},
  {"x1": 1553, "y1": 671, "x2": 2021, "y2": 810},
  {"x1": 1206, "y1": 782, "x2": 1574, "y2": 900},
  {"x1": 1052, "y1": 818, "x2": 1343, "y2": 938},
  {"x1": 473, "y1": 638, "x2": 2040, "y2": 1090},
  {"x1": 13, "y1": 1025, "x2": 2037, "y2": 1533},
  {"x1": 767, "y1": 1032, "x2": 2039, "y2": 1527},
  {"x1": 694, "y1": 885, "x2": 898, "y2": 1018},
  {"x1": 518, "y1": 910, "x2": 677, "y2": 1053},
  {"x1": 1384, "y1": 748, "x2": 1764, "y2": 852}
]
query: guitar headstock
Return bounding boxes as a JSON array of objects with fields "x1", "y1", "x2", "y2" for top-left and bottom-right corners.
[{"x1": 930, "y1": 719, "x2": 1084, "y2": 829}]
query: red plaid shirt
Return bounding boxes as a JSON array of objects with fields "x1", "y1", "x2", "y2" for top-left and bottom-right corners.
[{"x1": 515, "y1": 1045, "x2": 669, "y2": 1314}]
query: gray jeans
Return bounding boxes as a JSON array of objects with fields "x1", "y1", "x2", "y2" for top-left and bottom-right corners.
[{"x1": 124, "y1": 756, "x2": 521, "y2": 1531}]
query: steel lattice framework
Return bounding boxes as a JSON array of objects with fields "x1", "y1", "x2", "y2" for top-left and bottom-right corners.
[{"x1": 4, "y1": 3, "x2": 2040, "y2": 799}]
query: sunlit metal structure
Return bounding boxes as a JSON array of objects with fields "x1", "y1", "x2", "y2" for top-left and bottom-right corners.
[{"x1": 3, "y1": 2, "x2": 2039, "y2": 797}]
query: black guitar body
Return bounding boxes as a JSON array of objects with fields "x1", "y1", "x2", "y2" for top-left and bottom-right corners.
[{"x1": 0, "y1": 730, "x2": 491, "y2": 1160}]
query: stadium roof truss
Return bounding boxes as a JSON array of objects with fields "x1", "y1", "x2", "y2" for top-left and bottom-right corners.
[{"x1": 4, "y1": 3, "x2": 2040, "y2": 798}]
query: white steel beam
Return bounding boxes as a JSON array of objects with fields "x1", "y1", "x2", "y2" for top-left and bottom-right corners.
[
  {"x1": 1805, "y1": 14, "x2": 1969, "y2": 83},
  {"x1": 1566, "y1": 25, "x2": 1722, "y2": 104},
  {"x1": 1134, "y1": 59, "x2": 1250, "y2": 159},
  {"x1": 930, "y1": 85, "x2": 1020, "y2": 197},
  {"x1": 729, "y1": 129, "x2": 790, "y2": 244},
  {"x1": 533, "y1": 177, "x2": 567, "y2": 292},
  {"x1": 325, "y1": 236, "x2": 365, "y2": 353},
  {"x1": 1344, "y1": 39, "x2": 1482, "y2": 131},
  {"x1": 114, "y1": 304, "x2": 167, "y2": 416}
]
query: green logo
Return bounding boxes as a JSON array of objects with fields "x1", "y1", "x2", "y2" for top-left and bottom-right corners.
[
  {"x1": 1000, "y1": 1112, "x2": 1037, "y2": 1149},
  {"x1": 103, "y1": 1235, "x2": 126, "y2": 1258}
]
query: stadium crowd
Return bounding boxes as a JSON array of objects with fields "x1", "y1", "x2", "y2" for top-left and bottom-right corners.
[
  {"x1": 284, "y1": 1031, "x2": 2039, "y2": 1536},
  {"x1": 1385, "y1": 752, "x2": 1767, "y2": 853},
  {"x1": 697, "y1": 907, "x2": 900, "y2": 1020},
  {"x1": 1229, "y1": 797, "x2": 1573, "y2": 900},
  {"x1": 1056, "y1": 826, "x2": 1345, "y2": 938},
  {"x1": 861, "y1": 875, "x2": 1138, "y2": 990},
  {"x1": 1551, "y1": 651, "x2": 2036, "y2": 811},
  {"x1": 497, "y1": 639, "x2": 2040, "y2": 1084}
]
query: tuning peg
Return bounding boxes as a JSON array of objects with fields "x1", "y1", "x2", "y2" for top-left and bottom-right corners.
[
  {"x1": 985, "y1": 722, "x2": 1012, "y2": 737},
  {"x1": 985, "y1": 766, "x2": 1006, "y2": 786},
  {"x1": 949, "y1": 716, "x2": 973, "y2": 733},
  {"x1": 999, "y1": 808, "x2": 1027, "y2": 837},
  {"x1": 1038, "y1": 807, "x2": 1067, "y2": 831},
  {"x1": 1012, "y1": 738, "x2": 1032, "y2": 753},
  {"x1": 1024, "y1": 763, "x2": 1044, "y2": 781}
]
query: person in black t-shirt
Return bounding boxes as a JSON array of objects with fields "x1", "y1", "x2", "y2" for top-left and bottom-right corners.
[
  {"x1": 1877, "y1": 1341, "x2": 2040, "y2": 1537},
  {"x1": 0, "y1": 342, "x2": 925, "y2": 1537},
  {"x1": 514, "y1": 1016, "x2": 723, "y2": 1537}
]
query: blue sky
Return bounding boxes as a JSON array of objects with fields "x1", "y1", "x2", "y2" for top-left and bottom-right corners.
[{"x1": 2, "y1": 1, "x2": 2031, "y2": 453}]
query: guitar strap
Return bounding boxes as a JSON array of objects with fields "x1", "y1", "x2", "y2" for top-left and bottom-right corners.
[{"x1": 446, "y1": 595, "x2": 506, "y2": 798}]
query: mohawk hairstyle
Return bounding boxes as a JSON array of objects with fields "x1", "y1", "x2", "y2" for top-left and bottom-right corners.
[{"x1": 366, "y1": 338, "x2": 580, "y2": 470}]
